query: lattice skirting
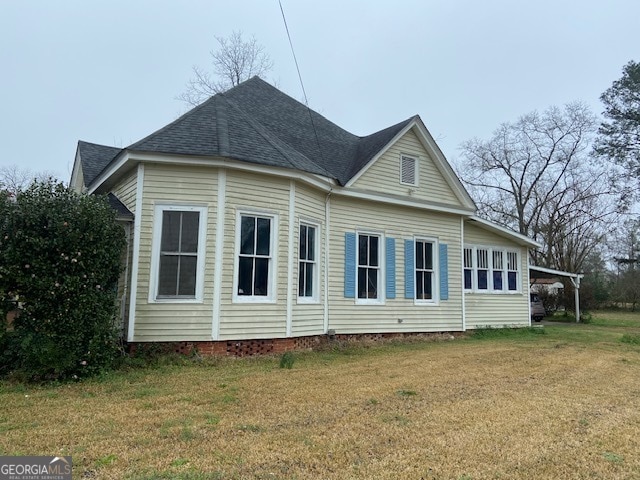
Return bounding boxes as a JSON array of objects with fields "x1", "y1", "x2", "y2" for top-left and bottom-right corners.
[{"x1": 127, "y1": 331, "x2": 462, "y2": 358}]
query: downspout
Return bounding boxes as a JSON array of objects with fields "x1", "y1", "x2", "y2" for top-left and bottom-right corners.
[{"x1": 324, "y1": 189, "x2": 332, "y2": 333}]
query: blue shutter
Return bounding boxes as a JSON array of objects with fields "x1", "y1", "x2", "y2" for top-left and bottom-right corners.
[
  {"x1": 344, "y1": 232, "x2": 356, "y2": 298},
  {"x1": 439, "y1": 243, "x2": 449, "y2": 301},
  {"x1": 404, "y1": 239, "x2": 415, "y2": 299},
  {"x1": 386, "y1": 237, "x2": 396, "y2": 299}
]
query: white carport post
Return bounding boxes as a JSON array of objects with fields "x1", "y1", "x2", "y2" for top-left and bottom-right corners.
[{"x1": 570, "y1": 275, "x2": 581, "y2": 323}]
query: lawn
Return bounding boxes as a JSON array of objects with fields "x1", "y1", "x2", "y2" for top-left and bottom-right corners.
[{"x1": 2, "y1": 312, "x2": 640, "y2": 479}]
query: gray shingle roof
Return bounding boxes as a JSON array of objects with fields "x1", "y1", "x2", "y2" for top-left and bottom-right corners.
[
  {"x1": 107, "y1": 193, "x2": 134, "y2": 220},
  {"x1": 77, "y1": 141, "x2": 122, "y2": 186},
  {"x1": 78, "y1": 77, "x2": 415, "y2": 187}
]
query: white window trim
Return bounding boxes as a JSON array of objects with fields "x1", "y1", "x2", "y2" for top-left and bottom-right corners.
[
  {"x1": 414, "y1": 236, "x2": 439, "y2": 306},
  {"x1": 399, "y1": 153, "x2": 419, "y2": 187},
  {"x1": 149, "y1": 204, "x2": 208, "y2": 303},
  {"x1": 463, "y1": 244, "x2": 521, "y2": 294},
  {"x1": 355, "y1": 230, "x2": 385, "y2": 305},
  {"x1": 297, "y1": 219, "x2": 321, "y2": 305},
  {"x1": 232, "y1": 210, "x2": 279, "y2": 304}
]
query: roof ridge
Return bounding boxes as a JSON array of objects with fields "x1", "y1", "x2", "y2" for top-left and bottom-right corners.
[{"x1": 221, "y1": 94, "x2": 334, "y2": 177}]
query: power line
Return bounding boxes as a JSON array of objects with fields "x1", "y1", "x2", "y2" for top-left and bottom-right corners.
[{"x1": 278, "y1": 0, "x2": 326, "y2": 167}]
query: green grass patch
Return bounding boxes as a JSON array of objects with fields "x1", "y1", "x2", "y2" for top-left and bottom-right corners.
[
  {"x1": 620, "y1": 333, "x2": 640, "y2": 345},
  {"x1": 471, "y1": 326, "x2": 546, "y2": 339}
]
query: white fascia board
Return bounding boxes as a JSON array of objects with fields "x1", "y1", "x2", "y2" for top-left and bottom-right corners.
[
  {"x1": 529, "y1": 265, "x2": 584, "y2": 280},
  {"x1": 88, "y1": 151, "x2": 131, "y2": 194},
  {"x1": 344, "y1": 117, "x2": 476, "y2": 211},
  {"x1": 467, "y1": 216, "x2": 542, "y2": 249},
  {"x1": 411, "y1": 119, "x2": 476, "y2": 210},
  {"x1": 69, "y1": 148, "x2": 85, "y2": 193},
  {"x1": 335, "y1": 187, "x2": 476, "y2": 216},
  {"x1": 345, "y1": 119, "x2": 417, "y2": 187},
  {"x1": 90, "y1": 150, "x2": 337, "y2": 194}
]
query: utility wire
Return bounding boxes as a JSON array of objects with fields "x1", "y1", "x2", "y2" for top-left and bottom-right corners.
[{"x1": 278, "y1": 0, "x2": 327, "y2": 168}]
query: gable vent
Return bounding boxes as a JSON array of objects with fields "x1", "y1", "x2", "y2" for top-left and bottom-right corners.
[{"x1": 400, "y1": 155, "x2": 417, "y2": 186}]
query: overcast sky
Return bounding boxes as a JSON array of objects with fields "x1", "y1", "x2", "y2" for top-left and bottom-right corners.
[{"x1": 1, "y1": 1, "x2": 638, "y2": 182}]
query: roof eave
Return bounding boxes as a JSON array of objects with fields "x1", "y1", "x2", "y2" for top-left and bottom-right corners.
[{"x1": 468, "y1": 215, "x2": 541, "y2": 249}]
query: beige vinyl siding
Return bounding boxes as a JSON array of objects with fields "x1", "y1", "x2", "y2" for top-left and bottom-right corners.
[
  {"x1": 328, "y1": 196, "x2": 464, "y2": 333},
  {"x1": 352, "y1": 129, "x2": 461, "y2": 206},
  {"x1": 111, "y1": 171, "x2": 137, "y2": 336},
  {"x1": 292, "y1": 184, "x2": 326, "y2": 336},
  {"x1": 133, "y1": 164, "x2": 218, "y2": 341},
  {"x1": 463, "y1": 222, "x2": 530, "y2": 328},
  {"x1": 218, "y1": 171, "x2": 291, "y2": 340},
  {"x1": 111, "y1": 169, "x2": 137, "y2": 213}
]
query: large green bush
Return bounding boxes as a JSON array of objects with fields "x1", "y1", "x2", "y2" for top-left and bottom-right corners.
[{"x1": 0, "y1": 181, "x2": 125, "y2": 380}]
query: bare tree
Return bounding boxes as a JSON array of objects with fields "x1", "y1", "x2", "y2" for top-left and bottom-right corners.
[
  {"x1": 178, "y1": 31, "x2": 274, "y2": 106},
  {"x1": 457, "y1": 102, "x2": 621, "y2": 274},
  {"x1": 0, "y1": 165, "x2": 56, "y2": 196}
]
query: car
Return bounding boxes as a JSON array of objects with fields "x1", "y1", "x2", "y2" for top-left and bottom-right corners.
[{"x1": 530, "y1": 293, "x2": 545, "y2": 322}]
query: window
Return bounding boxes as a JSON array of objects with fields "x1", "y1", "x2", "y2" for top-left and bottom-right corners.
[
  {"x1": 298, "y1": 223, "x2": 318, "y2": 300},
  {"x1": 463, "y1": 247, "x2": 473, "y2": 290},
  {"x1": 400, "y1": 154, "x2": 418, "y2": 186},
  {"x1": 507, "y1": 251, "x2": 518, "y2": 291},
  {"x1": 464, "y1": 245, "x2": 520, "y2": 294},
  {"x1": 415, "y1": 239, "x2": 435, "y2": 300},
  {"x1": 358, "y1": 233, "x2": 380, "y2": 299},
  {"x1": 477, "y1": 248, "x2": 489, "y2": 290},
  {"x1": 150, "y1": 205, "x2": 206, "y2": 302},
  {"x1": 236, "y1": 213, "x2": 276, "y2": 300},
  {"x1": 492, "y1": 250, "x2": 504, "y2": 291}
]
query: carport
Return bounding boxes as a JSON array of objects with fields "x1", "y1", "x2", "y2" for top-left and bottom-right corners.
[{"x1": 530, "y1": 266, "x2": 585, "y2": 322}]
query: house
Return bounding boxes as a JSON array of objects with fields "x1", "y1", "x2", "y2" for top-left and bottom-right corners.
[{"x1": 71, "y1": 77, "x2": 540, "y2": 354}]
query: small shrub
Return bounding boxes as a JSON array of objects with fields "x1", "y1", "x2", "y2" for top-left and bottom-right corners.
[{"x1": 279, "y1": 351, "x2": 295, "y2": 369}]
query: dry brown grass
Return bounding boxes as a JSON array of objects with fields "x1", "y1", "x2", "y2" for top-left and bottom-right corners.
[{"x1": 2, "y1": 322, "x2": 640, "y2": 479}]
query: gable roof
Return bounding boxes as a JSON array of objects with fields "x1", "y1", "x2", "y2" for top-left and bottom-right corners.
[
  {"x1": 76, "y1": 141, "x2": 122, "y2": 186},
  {"x1": 76, "y1": 77, "x2": 465, "y2": 196}
]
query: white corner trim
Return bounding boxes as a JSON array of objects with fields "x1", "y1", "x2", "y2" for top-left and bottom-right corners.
[
  {"x1": 460, "y1": 217, "x2": 466, "y2": 332},
  {"x1": 324, "y1": 193, "x2": 331, "y2": 333},
  {"x1": 127, "y1": 164, "x2": 144, "y2": 342},
  {"x1": 212, "y1": 169, "x2": 227, "y2": 340},
  {"x1": 286, "y1": 181, "x2": 296, "y2": 337}
]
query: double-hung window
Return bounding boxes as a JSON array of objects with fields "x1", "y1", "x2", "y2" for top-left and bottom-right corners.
[
  {"x1": 415, "y1": 239, "x2": 435, "y2": 301},
  {"x1": 357, "y1": 233, "x2": 380, "y2": 300},
  {"x1": 476, "y1": 248, "x2": 489, "y2": 290},
  {"x1": 492, "y1": 250, "x2": 504, "y2": 291},
  {"x1": 507, "y1": 251, "x2": 519, "y2": 291},
  {"x1": 298, "y1": 223, "x2": 318, "y2": 301},
  {"x1": 236, "y1": 213, "x2": 276, "y2": 301},
  {"x1": 463, "y1": 247, "x2": 473, "y2": 290},
  {"x1": 151, "y1": 205, "x2": 207, "y2": 302}
]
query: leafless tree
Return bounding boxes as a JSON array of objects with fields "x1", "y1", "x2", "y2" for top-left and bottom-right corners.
[
  {"x1": 457, "y1": 102, "x2": 621, "y2": 274},
  {"x1": 0, "y1": 165, "x2": 57, "y2": 196},
  {"x1": 178, "y1": 31, "x2": 274, "y2": 106}
]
